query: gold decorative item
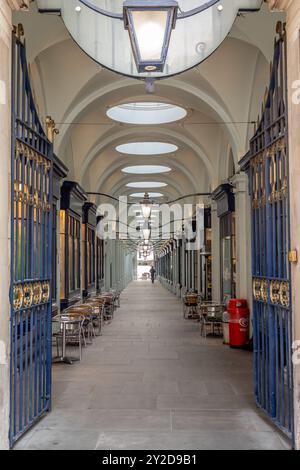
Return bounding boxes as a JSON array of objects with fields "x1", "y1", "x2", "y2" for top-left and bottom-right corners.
[
  {"x1": 13, "y1": 285, "x2": 24, "y2": 311},
  {"x1": 45, "y1": 116, "x2": 59, "y2": 143},
  {"x1": 23, "y1": 283, "x2": 33, "y2": 309},
  {"x1": 289, "y1": 250, "x2": 298, "y2": 264},
  {"x1": 13, "y1": 23, "x2": 25, "y2": 42},
  {"x1": 33, "y1": 282, "x2": 42, "y2": 305},
  {"x1": 270, "y1": 280, "x2": 281, "y2": 304},
  {"x1": 33, "y1": 190, "x2": 39, "y2": 209},
  {"x1": 42, "y1": 281, "x2": 50, "y2": 303},
  {"x1": 260, "y1": 279, "x2": 269, "y2": 303},
  {"x1": 280, "y1": 281, "x2": 290, "y2": 308},
  {"x1": 253, "y1": 278, "x2": 262, "y2": 301}
]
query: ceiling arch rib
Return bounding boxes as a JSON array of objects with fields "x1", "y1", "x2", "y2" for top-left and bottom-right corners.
[
  {"x1": 55, "y1": 78, "x2": 241, "y2": 168},
  {"x1": 100, "y1": 173, "x2": 191, "y2": 202},
  {"x1": 86, "y1": 149, "x2": 208, "y2": 198},
  {"x1": 90, "y1": 154, "x2": 206, "y2": 201},
  {"x1": 80, "y1": 127, "x2": 213, "y2": 190}
]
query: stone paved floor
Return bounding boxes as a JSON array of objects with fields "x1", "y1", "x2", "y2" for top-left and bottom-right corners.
[{"x1": 15, "y1": 282, "x2": 291, "y2": 450}]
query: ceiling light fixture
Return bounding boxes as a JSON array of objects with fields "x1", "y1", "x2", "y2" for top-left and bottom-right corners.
[{"x1": 78, "y1": 0, "x2": 220, "y2": 74}]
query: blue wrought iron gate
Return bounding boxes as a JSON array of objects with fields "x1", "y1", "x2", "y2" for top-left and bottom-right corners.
[
  {"x1": 242, "y1": 24, "x2": 293, "y2": 439},
  {"x1": 10, "y1": 27, "x2": 53, "y2": 446}
]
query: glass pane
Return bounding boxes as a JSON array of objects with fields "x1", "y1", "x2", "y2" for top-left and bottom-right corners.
[
  {"x1": 109, "y1": 102, "x2": 186, "y2": 124},
  {"x1": 222, "y1": 237, "x2": 232, "y2": 300},
  {"x1": 60, "y1": 233, "x2": 65, "y2": 298},
  {"x1": 131, "y1": 10, "x2": 168, "y2": 61},
  {"x1": 75, "y1": 237, "x2": 79, "y2": 290},
  {"x1": 69, "y1": 236, "x2": 74, "y2": 291}
]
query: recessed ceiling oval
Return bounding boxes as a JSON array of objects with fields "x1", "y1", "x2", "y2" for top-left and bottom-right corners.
[
  {"x1": 116, "y1": 142, "x2": 178, "y2": 155},
  {"x1": 126, "y1": 182, "x2": 168, "y2": 189},
  {"x1": 107, "y1": 102, "x2": 187, "y2": 125},
  {"x1": 130, "y1": 193, "x2": 164, "y2": 199},
  {"x1": 122, "y1": 165, "x2": 172, "y2": 175}
]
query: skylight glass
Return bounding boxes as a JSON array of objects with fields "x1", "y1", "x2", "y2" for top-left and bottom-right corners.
[
  {"x1": 126, "y1": 182, "x2": 168, "y2": 189},
  {"x1": 130, "y1": 193, "x2": 164, "y2": 198},
  {"x1": 122, "y1": 165, "x2": 172, "y2": 175},
  {"x1": 107, "y1": 102, "x2": 187, "y2": 125},
  {"x1": 116, "y1": 142, "x2": 178, "y2": 155}
]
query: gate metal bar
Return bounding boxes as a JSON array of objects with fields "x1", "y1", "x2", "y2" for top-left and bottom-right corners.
[
  {"x1": 10, "y1": 27, "x2": 53, "y2": 446},
  {"x1": 241, "y1": 24, "x2": 293, "y2": 439}
]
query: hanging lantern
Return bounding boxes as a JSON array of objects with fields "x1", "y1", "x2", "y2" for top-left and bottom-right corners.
[
  {"x1": 143, "y1": 224, "x2": 151, "y2": 241},
  {"x1": 123, "y1": 0, "x2": 178, "y2": 73},
  {"x1": 140, "y1": 192, "x2": 155, "y2": 220}
]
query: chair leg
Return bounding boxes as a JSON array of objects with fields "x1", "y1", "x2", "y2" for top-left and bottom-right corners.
[
  {"x1": 82, "y1": 328, "x2": 87, "y2": 348},
  {"x1": 56, "y1": 337, "x2": 60, "y2": 357},
  {"x1": 79, "y1": 327, "x2": 83, "y2": 361},
  {"x1": 98, "y1": 313, "x2": 102, "y2": 336}
]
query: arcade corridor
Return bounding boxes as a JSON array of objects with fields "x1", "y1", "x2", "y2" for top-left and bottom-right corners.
[
  {"x1": 2, "y1": 0, "x2": 300, "y2": 452},
  {"x1": 15, "y1": 282, "x2": 289, "y2": 451}
]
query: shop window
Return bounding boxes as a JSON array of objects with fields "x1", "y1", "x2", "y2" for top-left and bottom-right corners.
[{"x1": 51, "y1": 203, "x2": 57, "y2": 305}]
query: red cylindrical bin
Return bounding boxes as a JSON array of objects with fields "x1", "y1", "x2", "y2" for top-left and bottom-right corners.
[{"x1": 227, "y1": 299, "x2": 250, "y2": 348}]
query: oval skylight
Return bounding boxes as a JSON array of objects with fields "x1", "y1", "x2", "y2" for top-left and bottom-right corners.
[
  {"x1": 122, "y1": 165, "x2": 172, "y2": 175},
  {"x1": 130, "y1": 193, "x2": 164, "y2": 198},
  {"x1": 116, "y1": 142, "x2": 178, "y2": 155},
  {"x1": 107, "y1": 102, "x2": 187, "y2": 125},
  {"x1": 126, "y1": 182, "x2": 167, "y2": 189}
]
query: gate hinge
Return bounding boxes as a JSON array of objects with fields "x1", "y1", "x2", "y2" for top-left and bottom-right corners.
[{"x1": 289, "y1": 250, "x2": 298, "y2": 264}]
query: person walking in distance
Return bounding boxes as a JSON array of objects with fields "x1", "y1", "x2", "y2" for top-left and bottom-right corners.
[{"x1": 150, "y1": 266, "x2": 156, "y2": 284}]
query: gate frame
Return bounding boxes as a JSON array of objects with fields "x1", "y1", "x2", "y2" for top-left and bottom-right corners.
[
  {"x1": 9, "y1": 25, "x2": 53, "y2": 447},
  {"x1": 240, "y1": 22, "x2": 294, "y2": 443}
]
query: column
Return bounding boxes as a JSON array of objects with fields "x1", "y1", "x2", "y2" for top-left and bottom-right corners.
[
  {"x1": 0, "y1": 0, "x2": 29, "y2": 451},
  {"x1": 211, "y1": 202, "x2": 221, "y2": 302},
  {"x1": 232, "y1": 173, "x2": 252, "y2": 304}
]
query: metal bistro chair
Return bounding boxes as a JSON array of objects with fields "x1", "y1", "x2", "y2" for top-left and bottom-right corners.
[
  {"x1": 199, "y1": 303, "x2": 225, "y2": 338},
  {"x1": 183, "y1": 292, "x2": 200, "y2": 320},
  {"x1": 66, "y1": 304, "x2": 96, "y2": 344},
  {"x1": 97, "y1": 293, "x2": 114, "y2": 323},
  {"x1": 84, "y1": 298, "x2": 105, "y2": 336},
  {"x1": 110, "y1": 288, "x2": 121, "y2": 309},
  {"x1": 53, "y1": 313, "x2": 85, "y2": 363}
]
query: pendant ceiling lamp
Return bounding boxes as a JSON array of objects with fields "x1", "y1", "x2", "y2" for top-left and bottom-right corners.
[
  {"x1": 123, "y1": 1, "x2": 178, "y2": 73},
  {"x1": 140, "y1": 192, "x2": 155, "y2": 220},
  {"x1": 37, "y1": 0, "x2": 263, "y2": 79}
]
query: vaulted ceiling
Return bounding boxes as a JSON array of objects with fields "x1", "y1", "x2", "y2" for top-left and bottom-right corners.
[{"x1": 14, "y1": 2, "x2": 285, "y2": 203}]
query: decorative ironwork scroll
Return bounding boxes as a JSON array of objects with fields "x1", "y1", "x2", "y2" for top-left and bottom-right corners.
[
  {"x1": 241, "y1": 23, "x2": 293, "y2": 440},
  {"x1": 10, "y1": 27, "x2": 53, "y2": 446}
]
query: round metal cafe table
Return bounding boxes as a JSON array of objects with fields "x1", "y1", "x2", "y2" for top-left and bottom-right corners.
[{"x1": 53, "y1": 314, "x2": 83, "y2": 365}]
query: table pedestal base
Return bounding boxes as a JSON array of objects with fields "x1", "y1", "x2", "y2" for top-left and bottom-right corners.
[{"x1": 53, "y1": 356, "x2": 80, "y2": 365}]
